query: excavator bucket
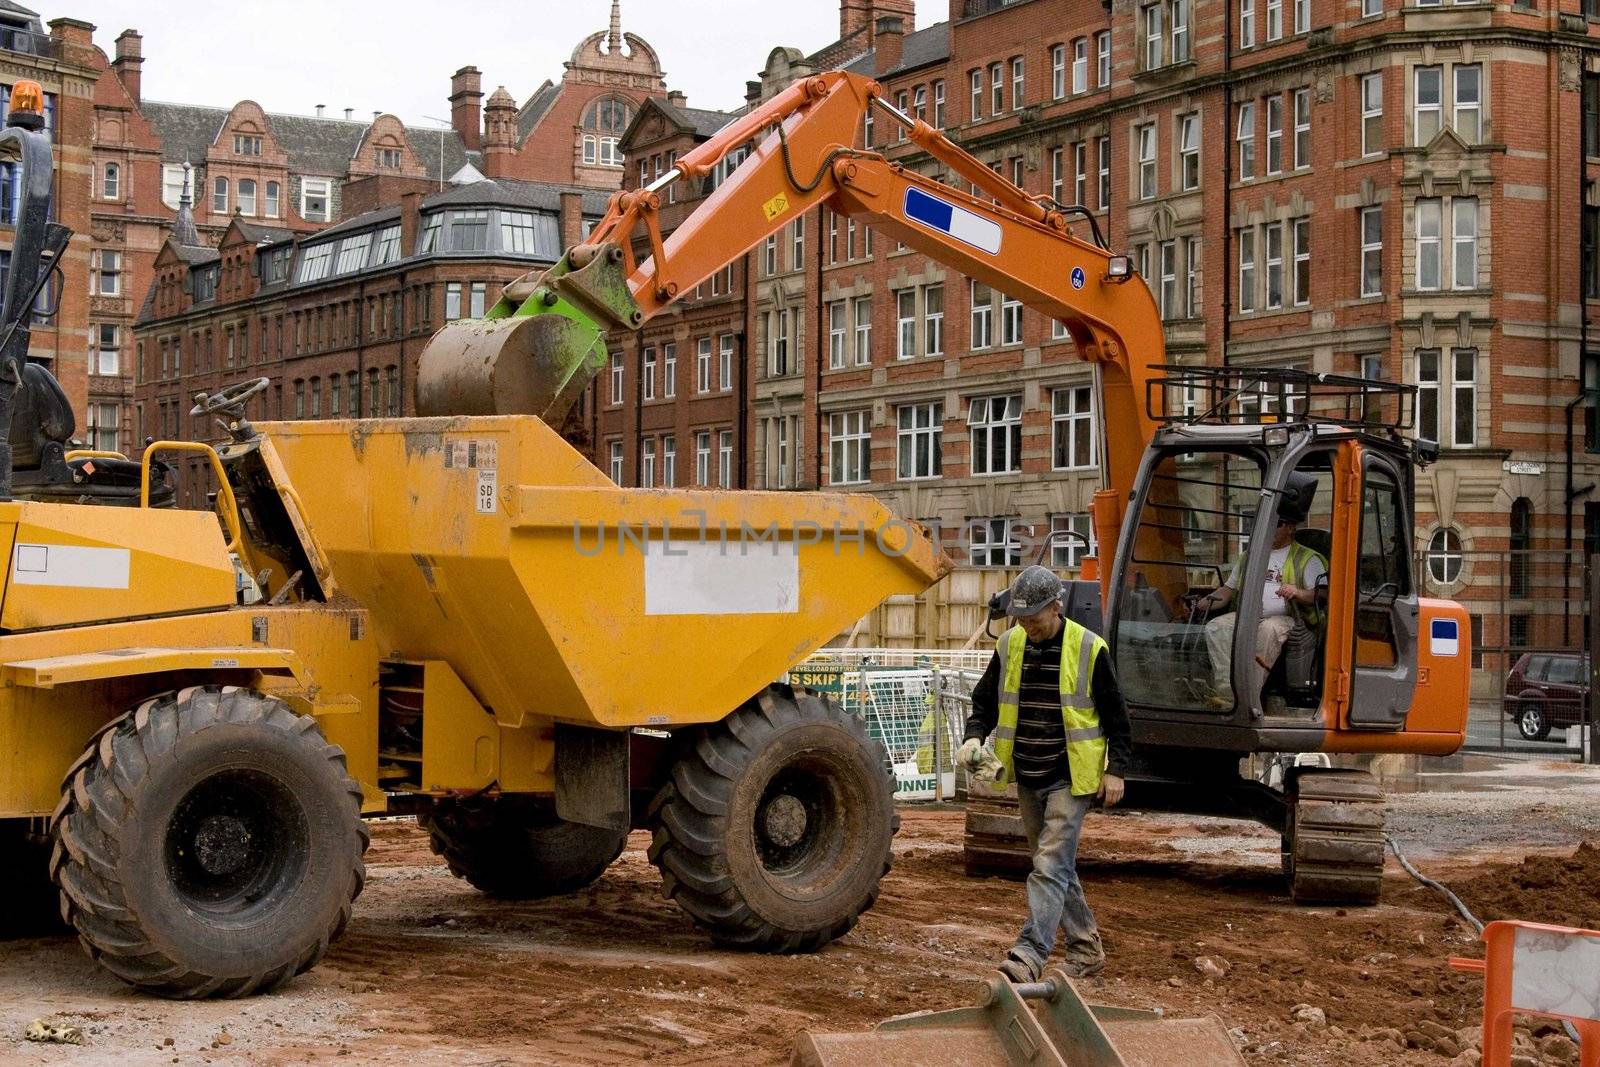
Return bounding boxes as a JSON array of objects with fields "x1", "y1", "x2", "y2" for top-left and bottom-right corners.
[{"x1": 793, "y1": 971, "x2": 1246, "y2": 1067}]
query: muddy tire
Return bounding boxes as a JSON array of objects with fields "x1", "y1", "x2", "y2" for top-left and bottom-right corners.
[
  {"x1": 648, "y1": 684, "x2": 896, "y2": 952},
  {"x1": 421, "y1": 796, "x2": 625, "y2": 899},
  {"x1": 50, "y1": 687, "x2": 368, "y2": 998}
]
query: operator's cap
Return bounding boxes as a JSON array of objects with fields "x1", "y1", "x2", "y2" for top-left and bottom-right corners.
[{"x1": 1008, "y1": 565, "x2": 1064, "y2": 619}]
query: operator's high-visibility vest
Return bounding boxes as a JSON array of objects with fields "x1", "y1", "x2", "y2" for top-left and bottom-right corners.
[
  {"x1": 1228, "y1": 540, "x2": 1329, "y2": 630},
  {"x1": 992, "y1": 619, "x2": 1108, "y2": 796}
]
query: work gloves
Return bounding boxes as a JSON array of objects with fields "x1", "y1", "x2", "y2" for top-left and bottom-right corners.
[{"x1": 957, "y1": 737, "x2": 985, "y2": 771}]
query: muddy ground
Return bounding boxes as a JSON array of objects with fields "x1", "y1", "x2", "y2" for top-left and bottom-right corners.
[{"x1": 3, "y1": 758, "x2": 1599, "y2": 1067}]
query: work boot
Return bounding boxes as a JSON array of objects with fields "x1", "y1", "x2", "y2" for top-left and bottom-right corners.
[
  {"x1": 1061, "y1": 956, "x2": 1105, "y2": 979},
  {"x1": 997, "y1": 952, "x2": 1039, "y2": 983}
]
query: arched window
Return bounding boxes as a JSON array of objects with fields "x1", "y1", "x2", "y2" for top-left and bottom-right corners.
[
  {"x1": 238, "y1": 178, "x2": 257, "y2": 216},
  {"x1": 212, "y1": 175, "x2": 229, "y2": 214},
  {"x1": 101, "y1": 162, "x2": 119, "y2": 199},
  {"x1": 1510, "y1": 497, "x2": 1532, "y2": 597},
  {"x1": 581, "y1": 98, "x2": 630, "y2": 167},
  {"x1": 264, "y1": 180, "x2": 280, "y2": 218},
  {"x1": 1427, "y1": 527, "x2": 1462, "y2": 586}
]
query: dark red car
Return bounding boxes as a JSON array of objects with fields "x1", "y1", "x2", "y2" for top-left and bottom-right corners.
[{"x1": 1503, "y1": 652, "x2": 1590, "y2": 741}]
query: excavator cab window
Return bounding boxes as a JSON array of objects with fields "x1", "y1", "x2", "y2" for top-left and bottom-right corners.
[{"x1": 1113, "y1": 447, "x2": 1266, "y2": 712}]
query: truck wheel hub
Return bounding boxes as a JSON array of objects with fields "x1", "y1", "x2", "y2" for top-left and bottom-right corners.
[
  {"x1": 193, "y1": 814, "x2": 252, "y2": 876},
  {"x1": 762, "y1": 794, "x2": 808, "y2": 848}
]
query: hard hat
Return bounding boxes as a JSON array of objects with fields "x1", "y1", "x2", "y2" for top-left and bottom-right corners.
[{"x1": 1007, "y1": 565, "x2": 1064, "y2": 619}]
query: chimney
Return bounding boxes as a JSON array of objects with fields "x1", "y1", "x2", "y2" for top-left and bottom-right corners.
[
  {"x1": 450, "y1": 65, "x2": 484, "y2": 152},
  {"x1": 344, "y1": 107, "x2": 353, "y2": 120},
  {"x1": 400, "y1": 191, "x2": 423, "y2": 259},
  {"x1": 315, "y1": 104, "x2": 325, "y2": 118},
  {"x1": 559, "y1": 191, "x2": 584, "y2": 249},
  {"x1": 874, "y1": 15, "x2": 905, "y2": 76},
  {"x1": 112, "y1": 29, "x2": 143, "y2": 104},
  {"x1": 745, "y1": 80, "x2": 763, "y2": 108},
  {"x1": 666, "y1": 89, "x2": 686, "y2": 110}
]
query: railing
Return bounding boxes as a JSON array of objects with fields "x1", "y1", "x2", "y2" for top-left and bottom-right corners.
[
  {"x1": 139, "y1": 440, "x2": 243, "y2": 553},
  {"x1": 0, "y1": 28, "x2": 57, "y2": 61}
]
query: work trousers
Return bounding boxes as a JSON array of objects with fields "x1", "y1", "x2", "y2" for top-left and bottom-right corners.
[
  {"x1": 1205, "y1": 612, "x2": 1296, "y2": 703},
  {"x1": 1011, "y1": 781, "x2": 1102, "y2": 975}
]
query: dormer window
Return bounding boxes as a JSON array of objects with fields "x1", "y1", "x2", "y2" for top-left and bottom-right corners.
[
  {"x1": 581, "y1": 98, "x2": 630, "y2": 167},
  {"x1": 234, "y1": 134, "x2": 262, "y2": 156}
]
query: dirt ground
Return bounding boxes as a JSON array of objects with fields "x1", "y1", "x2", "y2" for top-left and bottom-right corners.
[{"x1": 4, "y1": 758, "x2": 1599, "y2": 1067}]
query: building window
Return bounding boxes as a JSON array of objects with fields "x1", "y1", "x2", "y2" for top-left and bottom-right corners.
[
  {"x1": 970, "y1": 69, "x2": 983, "y2": 120},
  {"x1": 1011, "y1": 56, "x2": 1025, "y2": 110},
  {"x1": 582, "y1": 98, "x2": 630, "y2": 167},
  {"x1": 643, "y1": 346, "x2": 657, "y2": 400},
  {"x1": 1266, "y1": 0, "x2": 1282, "y2": 40},
  {"x1": 1238, "y1": 229, "x2": 1256, "y2": 312},
  {"x1": 1292, "y1": 219, "x2": 1310, "y2": 306},
  {"x1": 265, "y1": 181, "x2": 280, "y2": 218},
  {"x1": 1417, "y1": 198, "x2": 1442, "y2": 290},
  {"x1": 1184, "y1": 236, "x2": 1201, "y2": 317},
  {"x1": 1136, "y1": 123, "x2": 1156, "y2": 200},
  {"x1": 896, "y1": 289, "x2": 916, "y2": 359},
  {"x1": 767, "y1": 309, "x2": 790, "y2": 376},
  {"x1": 1172, "y1": 0, "x2": 1190, "y2": 62},
  {"x1": 790, "y1": 217, "x2": 804, "y2": 270},
  {"x1": 719, "y1": 334, "x2": 734, "y2": 390},
  {"x1": 640, "y1": 438, "x2": 656, "y2": 489},
  {"x1": 1427, "y1": 527, "x2": 1462, "y2": 585},
  {"x1": 1264, "y1": 222, "x2": 1284, "y2": 309},
  {"x1": 718, "y1": 431, "x2": 733, "y2": 489},
  {"x1": 1360, "y1": 206, "x2": 1383, "y2": 297},
  {"x1": 969, "y1": 394, "x2": 1022, "y2": 476},
  {"x1": 1418, "y1": 348, "x2": 1440, "y2": 442},
  {"x1": 1363, "y1": 0, "x2": 1382, "y2": 14},
  {"x1": 1453, "y1": 198, "x2": 1478, "y2": 289},
  {"x1": 933, "y1": 79, "x2": 945, "y2": 126},
  {"x1": 1585, "y1": 206, "x2": 1600, "y2": 301},
  {"x1": 663, "y1": 435, "x2": 676, "y2": 487},
  {"x1": 694, "y1": 432, "x2": 710, "y2": 486},
  {"x1": 1178, "y1": 113, "x2": 1200, "y2": 191},
  {"x1": 1510, "y1": 497, "x2": 1533, "y2": 597},
  {"x1": 1072, "y1": 38, "x2": 1088, "y2": 94},
  {"x1": 1414, "y1": 66, "x2": 1442, "y2": 144},
  {"x1": 1237, "y1": 102, "x2": 1256, "y2": 180},
  {"x1": 445, "y1": 282, "x2": 463, "y2": 321},
  {"x1": 990, "y1": 62, "x2": 1004, "y2": 115},
  {"x1": 92, "y1": 250, "x2": 122, "y2": 296},
  {"x1": 1000, "y1": 293, "x2": 1022, "y2": 345},
  {"x1": 1240, "y1": 0, "x2": 1256, "y2": 47},
  {"x1": 234, "y1": 133, "x2": 262, "y2": 155},
  {"x1": 897, "y1": 401, "x2": 943, "y2": 480},
  {"x1": 1159, "y1": 240, "x2": 1178, "y2": 318},
  {"x1": 161, "y1": 164, "x2": 185, "y2": 209},
  {"x1": 1051, "y1": 513, "x2": 1098, "y2": 569},
  {"x1": 1097, "y1": 136, "x2": 1110, "y2": 209},
  {"x1": 610, "y1": 351, "x2": 624, "y2": 405},
  {"x1": 377, "y1": 147, "x2": 402, "y2": 169},
  {"x1": 236, "y1": 178, "x2": 256, "y2": 216},
  {"x1": 101, "y1": 162, "x2": 119, "y2": 199},
  {"x1": 1585, "y1": 73, "x2": 1600, "y2": 157},
  {"x1": 1293, "y1": 0, "x2": 1309, "y2": 32},
  {"x1": 970, "y1": 519, "x2": 1022, "y2": 567},
  {"x1": 1052, "y1": 43, "x2": 1066, "y2": 100},
  {"x1": 1052, "y1": 385, "x2": 1095, "y2": 469},
  {"x1": 93, "y1": 323, "x2": 119, "y2": 376},
  {"x1": 1050, "y1": 147, "x2": 1064, "y2": 204},
  {"x1": 1361, "y1": 73, "x2": 1383, "y2": 156},
  {"x1": 1265, "y1": 96, "x2": 1283, "y2": 174},
  {"x1": 1073, "y1": 143, "x2": 1088, "y2": 205},
  {"x1": 763, "y1": 235, "x2": 776, "y2": 277},
  {"x1": 971, "y1": 280, "x2": 993, "y2": 349},
  {"x1": 1143, "y1": 3, "x2": 1163, "y2": 68},
  {"x1": 212, "y1": 176, "x2": 229, "y2": 214},
  {"x1": 696, "y1": 337, "x2": 711, "y2": 392},
  {"x1": 662, "y1": 342, "x2": 676, "y2": 398},
  {"x1": 1096, "y1": 31, "x2": 1111, "y2": 87},
  {"x1": 828, "y1": 301, "x2": 846, "y2": 368},
  {"x1": 853, "y1": 296, "x2": 872, "y2": 366},
  {"x1": 923, "y1": 285, "x2": 944, "y2": 356},
  {"x1": 913, "y1": 85, "x2": 927, "y2": 123},
  {"x1": 609, "y1": 441, "x2": 623, "y2": 484},
  {"x1": 301, "y1": 178, "x2": 331, "y2": 222},
  {"x1": 830, "y1": 410, "x2": 871, "y2": 485},
  {"x1": 1292, "y1": 88, "x2": 1311, "y2": 168},
  {"x1": 1451, "y1": 348, "x2": 1476, "y2": 447},
  {"x1": 1454, "y1": 64, "x2": 1481, "y2": 143},
  {"x1": 87, "y1": 402, "x2": 118, "y2": 452}
]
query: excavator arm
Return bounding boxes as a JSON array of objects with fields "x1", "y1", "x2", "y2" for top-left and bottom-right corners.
[{"x1": 416, "y1": 68, "x2": 1165, "y2": 524}]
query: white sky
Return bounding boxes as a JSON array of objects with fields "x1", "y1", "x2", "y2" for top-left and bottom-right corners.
[{"x1": 59, "y1": 0, "x2": 949, "y2": 125}]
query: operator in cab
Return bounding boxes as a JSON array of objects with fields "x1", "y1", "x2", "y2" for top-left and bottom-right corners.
[
  {"x1": 1193, "y1": 479, "x2": 1327, "y2": 712},
  {"x1": 958, "y1": 566, "x2": 1134, "y2": 983}
]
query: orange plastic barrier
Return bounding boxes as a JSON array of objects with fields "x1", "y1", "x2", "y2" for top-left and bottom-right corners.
[{"x1": 1449, "y1": 920, "x2": 1600, "y2": 1067}]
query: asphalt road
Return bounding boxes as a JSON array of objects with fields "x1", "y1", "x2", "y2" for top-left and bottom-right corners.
[{"x1": 1465, "y1": 700, "x2": 1589, "y2": 759}]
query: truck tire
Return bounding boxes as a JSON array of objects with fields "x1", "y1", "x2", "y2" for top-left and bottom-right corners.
[
  {"x1": 648, "y1": 684, "x2": 896, "y2": 952},
  {"x1": 421, "y1": 796, "x2": 626, "y2": 898},
  {"x1": 50, "y1": 686, "x2": 368, "y2": 998}
]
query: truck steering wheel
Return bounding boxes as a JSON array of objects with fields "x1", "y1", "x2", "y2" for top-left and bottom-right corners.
[{"x1": 190, "y1": 377, "x2": 269, "y2": 418}]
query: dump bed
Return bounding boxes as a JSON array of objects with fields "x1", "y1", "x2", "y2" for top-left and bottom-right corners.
[{"x1": 258, "y1": 415, "x2": 950, "y2": 729}]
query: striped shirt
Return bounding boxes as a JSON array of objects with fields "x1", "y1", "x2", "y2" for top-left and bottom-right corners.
[{"x1": 964, "y1": 627, "x2": 1134, "y2": 791}]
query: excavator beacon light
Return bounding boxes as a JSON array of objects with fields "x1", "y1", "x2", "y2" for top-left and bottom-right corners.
[
  {"x1": 7, "y1": 79, "x2": 43, "y2": 128},
  {"x1": 1105, "y1": 255, "x2": 1134, "y2": 281}
]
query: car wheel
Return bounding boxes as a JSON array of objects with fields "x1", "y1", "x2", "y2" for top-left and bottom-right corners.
[{"x1": 1516, "y1": 703, "x2": 1552, "y2": 742}]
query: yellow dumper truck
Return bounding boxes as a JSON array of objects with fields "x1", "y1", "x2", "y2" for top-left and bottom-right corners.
[{"x1": 0, "y1": 92, "x2": 949, "y2": 997}]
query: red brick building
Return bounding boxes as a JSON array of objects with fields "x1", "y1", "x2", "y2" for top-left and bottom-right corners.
[{"x1": 595, "y1": 0, "x2": 1600, "y2": 665}]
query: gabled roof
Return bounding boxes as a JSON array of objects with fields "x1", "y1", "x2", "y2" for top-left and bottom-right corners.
[
  {"x1": 675, "y1": 105, "x2": 735, "y2": 139},
  {"x1": 140, "y1": 100, "x2": 472, "y2": 179},
  {"x1": 172, "y1": 244, "x2": 219, "y2": 265},
  {"x1": 233, "y1": 220, "x2": 296, "y2": 246},
  {"x1": 516, "y1": 82, "x2": 562, "y2": 140}
]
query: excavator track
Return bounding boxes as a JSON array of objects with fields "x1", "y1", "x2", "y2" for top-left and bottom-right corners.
[{"x1": 1282, "y1": 768, "x2": 1386, "y2": 906}]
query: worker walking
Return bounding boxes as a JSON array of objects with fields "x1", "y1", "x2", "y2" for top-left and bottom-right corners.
[
  {"x1": 959, "y1": 566, "x2": 1134, "y2": 982},
  {"x1": 1194, "y1": 488, "x2": 1326, "y2": 710}
]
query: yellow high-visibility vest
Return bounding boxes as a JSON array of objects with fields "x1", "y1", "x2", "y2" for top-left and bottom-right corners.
[{"x1": 992, "y1": 618, "x2": 1107, "y2": 796}]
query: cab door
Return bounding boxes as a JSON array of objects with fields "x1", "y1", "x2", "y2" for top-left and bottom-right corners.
[{"x1": 1345, "y1": 451, "x2": 1420, "y2": 727}]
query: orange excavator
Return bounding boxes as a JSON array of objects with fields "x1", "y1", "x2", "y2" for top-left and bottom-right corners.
[{"x1": 420, "y1": 70, "x2": 1470, "y2": 911}]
